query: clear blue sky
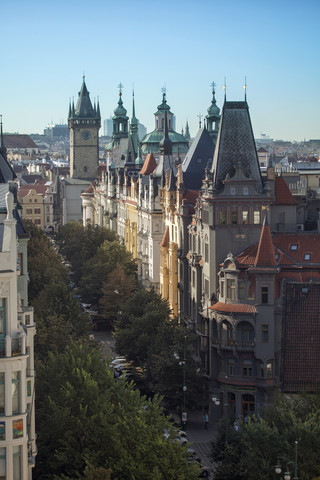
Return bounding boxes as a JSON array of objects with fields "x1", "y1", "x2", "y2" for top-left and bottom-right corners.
[{"x1": 1, "y1": 0, "x2": 319, "y2": 141}]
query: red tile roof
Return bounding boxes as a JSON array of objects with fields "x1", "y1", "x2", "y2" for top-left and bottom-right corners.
[
  {"x1": 253, "y1": 217, "x2": 277, "y2": 268},
  {"x1": 18, "y1": 184, "x2": 48, "y2": 197},
  {"x1": 4, "y1": 134, "x2": 38, "y2": 149},
  {"x1": 140, "y1": 154, "x2": 157, "y2": 175},
  {"x1": 273, "y1": 177, "x2": 298, "y2": 205},
  {"x1": 209, "y1": 302, "x2": 257, "y2": 314},
  {"x1": 160, "y1": 226, "x2": 169, "y2": 248}
]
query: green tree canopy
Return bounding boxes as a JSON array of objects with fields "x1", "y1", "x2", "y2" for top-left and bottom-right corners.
[
  {"x1": 55, "y1": 223, "x2": 119, "y2": 284},
  {"x1": 211, "y1": 393, "x2": 320, "y2": 480},
  {"x1": 35, "y1": 342, "x2": 200, "y2": 480},
  {"x1": 79, "y1": 240, "x2": 137, "y2": 306},
  {"x1": 114, "y1": 289, "x2": 203, "y2": 410}
]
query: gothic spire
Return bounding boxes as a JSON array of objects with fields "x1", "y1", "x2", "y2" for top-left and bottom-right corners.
[{"x1": 159, "y1": 96, "x2": 172, "y2": 156}]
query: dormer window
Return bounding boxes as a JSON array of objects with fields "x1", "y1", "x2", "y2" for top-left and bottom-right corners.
[
  {"x1": 197, "y1": 158, "x2": 202, "y2": 164},
  {"x1": 304, "y1": 253, "x2": 311, "y2": 261},
  {"x1": 290, "y1": 244, "x2": 298, "y2": 251}
]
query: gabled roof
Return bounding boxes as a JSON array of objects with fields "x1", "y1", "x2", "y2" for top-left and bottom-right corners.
[
  {"x1": 273, "y1": 176, "x2": 298, "y2": 205},
  {"x1": 3, "y1": 134, "x2": 38, "y2": 149},
  {"x1": 140, "y1": 154, "x2": 157, "y2": 175},
  {"x1": 211, "y1": 101, "x2": 263, "y2": 194},
  {"x1": 18, "y1": 184, "x2": 48, "y2": 197},
  {"x1": 0, "y1": 151, "x2": 16, "y2": 183},
  {"x1": 182, "y1": 127, "x2": 215, "y2": 190}
]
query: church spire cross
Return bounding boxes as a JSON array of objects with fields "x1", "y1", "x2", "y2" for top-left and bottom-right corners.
[
  {"x1": 197, "y1": 113, "x2": 203, "y2": 129},
  {"x1": 211, "y1": 81, "x2": 216, "y2": 93},
  {"x1": 118, "y1": 82, "x2": 124, "y2": 96}
]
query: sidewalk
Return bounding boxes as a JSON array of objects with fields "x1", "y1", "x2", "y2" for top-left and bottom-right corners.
[{"x1": 184, "y1": 410, "x2": 218, "y2": 478}]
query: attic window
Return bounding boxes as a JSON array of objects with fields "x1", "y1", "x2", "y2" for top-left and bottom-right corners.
[
  {"x1": 290, "y1": 244, "x2": 298, "y2": 251},
  {"x1": 275, "y1": 254, "x2": 280, "y2": 261},
  {"x1": 304, "y1": 253, "x2": 311, "y2": 261},
  {"x1": 197, "y1": 158, "x2": 202, "y2": 164}
]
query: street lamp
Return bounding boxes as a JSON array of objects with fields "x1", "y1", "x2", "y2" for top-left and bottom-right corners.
[
  {"x1": 275, "y1": 441, "x2": 298, "y2": 480},
  {"x1": 211, "y1": 375, "x2": 229, "y2": 444},
  {"x1": 174, "y1": 335, "x2": 187, "y2": 431}
]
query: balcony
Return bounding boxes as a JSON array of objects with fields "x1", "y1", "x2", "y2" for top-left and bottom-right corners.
[
  {"x1": 0, "y1": 336, "x2": 25, "y2": 357},
  {"x1": 212, "y1": 337, "x2": 255, "y2": 351}
]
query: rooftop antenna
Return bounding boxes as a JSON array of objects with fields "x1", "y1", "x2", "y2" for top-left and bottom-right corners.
[
  {"x1": 243, "y1": 76, "x2": 247, "y2": 101},
  {"x1": 223, "y1": 77, "x2": 227, "y2": 101}
]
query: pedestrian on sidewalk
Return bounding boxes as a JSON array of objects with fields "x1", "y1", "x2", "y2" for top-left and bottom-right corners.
[{"x1": 204, "y1": 411, "x2": 209, "y2": 430}]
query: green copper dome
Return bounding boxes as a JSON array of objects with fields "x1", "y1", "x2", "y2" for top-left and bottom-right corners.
[{"x1": 113, "y1": 94, "x2": 128, "y2": 119}]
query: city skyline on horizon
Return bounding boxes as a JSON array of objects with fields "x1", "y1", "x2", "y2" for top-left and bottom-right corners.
[{"x1": 1, "y1": 0, "x2": 319, "y2": 142}]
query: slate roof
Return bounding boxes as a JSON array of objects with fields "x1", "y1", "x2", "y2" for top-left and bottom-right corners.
[
  {"x1": 182, "y1": 127, "x2": 215, "y2": 190},
  {"x1": 211, "y1": 101, "x2": 263, "y2": 194},
  {"x1": 282, "y1": 282, "x2": 320, "y2": 392},
  {"x1": 0, "y1": 151, "x2": 16, "y2": 183},
  {"x1": 73, "y1": 79, "x2": 99, "y2": 119},
  {"x1": 273, "y1": 177, "x2": 298, "y2": 205},
  {"x1": 3, "y1": 134, "x2": 38, "y2": 149}
]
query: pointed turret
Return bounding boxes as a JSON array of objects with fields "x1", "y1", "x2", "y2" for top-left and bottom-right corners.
[
  {"x1": 74, "y1": 77, "x2": 97, "y2": 119},
  {"x1": 253, "y1": 215, "x2": 277, "y2": 268},
  {"x1": 159, "y1": 99, "x2": 173, "y2": 156},
  {"x1": 0, "y1": 116, "x2": 6, "y2": 156},
  {"x1": 206, "y1": 82, "x2": 220, "y2": 142},
  {"x1": 185, "y1": 121, "x2": 191, "y2": 140},
  {"x1": 0, "y1": 116, "x2": 15, "y2": 183},
  {"x1": 211, "y1": 99, "x2": 264, "y2": 194},
  {"x1": 112, "y1": 84, "x2": 129, "y2": 143}
]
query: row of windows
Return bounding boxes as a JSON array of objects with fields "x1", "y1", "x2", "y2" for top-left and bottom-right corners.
[
  {"x1": 25, "y1": 208, "x2": 41, "y2": 215},
  {"x1": 220, "y1": 323, "x2": 269, "y2": 344},
  {"x1": 221, "y1": 280, "x2": 270, "y2": 305},
  {"x1": 218, "y1": 208, "x2": 261, "y2": 225},
  {"x1": 224, "y1": 359, "x2": 273, "y2": 377},
  {"x1": 0, "y1": 371, "x2": 23, "y2": 416},
  {"x1": 0, "y1": 445, "x2": 22, "y2": 479}
]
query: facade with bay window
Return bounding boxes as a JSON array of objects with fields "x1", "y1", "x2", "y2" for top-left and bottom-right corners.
[{"x1": 0, "y1": 186, "x2": 36, "y2": 480}]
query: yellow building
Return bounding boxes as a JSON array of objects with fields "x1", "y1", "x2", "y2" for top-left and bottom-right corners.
[{"x1": 18, "y1": 185, "x2": 46, "y2": 229}]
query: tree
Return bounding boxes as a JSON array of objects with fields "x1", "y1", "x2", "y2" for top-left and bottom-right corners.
[
  {"x1": 34, "y1": 342, "x2": 201, "y2": 480},
  {"x1": 99, "y1": 265, "x2": 136, "y2": 326},
  {"x1": 211, "y1": 393, "x2": 320, "y2": 480},
  {"x1": 114, "y1": 289, "x2": 203, "y2": 410},
  {"x1": 25, "y1": 220, "x2": 69, "y2": 301},
  {"x1": 55, "y1": 223, "x2": 119, "y2": 284},
  {"x1": 79, "y1": 240, "x2": 137, "y2": 306}
]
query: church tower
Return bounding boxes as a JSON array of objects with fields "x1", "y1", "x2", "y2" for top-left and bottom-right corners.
[
  {"x1": 68, "y1": 77, "x2": 101, "y2": 179},
  {"x1": 206, "y1": 81, "x2": 221, "y2": 144}
]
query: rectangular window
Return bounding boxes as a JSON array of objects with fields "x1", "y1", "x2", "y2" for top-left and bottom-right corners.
[
  {"x1": 13, "y1": 445, "x2": 21, "y2": 480},
  {"x1": 238, "y1": 282, "x2": 245, "y2": 299},
  {"x1": 192, "y1": 270, "x2": 195, "y2": 288},
  {"x1": 231, "y1": 210, "x2": 238, "y2": 224},
  {"x1": 34, "y1": 208, "x2": 41, "y2": 214},
  {"x1": 12, "y1": 372, "x2": 20, "y2": 414},
  {"x1": 26, "y1": 208, "x2": 32, "y2": 214},
  {"x1": 220, "y1": 280, "x2": 225, "y2": 298},
  {"x1": 261, "y1": 287, "x2": 269, "y2": 304},
  {"x1": 0, "y1": 299, "x2": 6, "y2": 337},
  {"x1": 226, "y1": 279, "x2": 236, "y2": 300},
  {"x1": 254, "y1": 210, "x2": 260, "y2": 224},
  {"x1": 204, "y1": 279, "x2": 209, "y2": 296},
  {"x1": 242, "y1": 210, "x2": 249, "y2": 224},
  {"x1": 18, "y1": 253, "x2": 23, "y2": 275},
  {"x1": 261, "y1": 324, "x2": 269, "y2": 343},
  {"x1": 0, "y1": 447, "x2": 6, "y2": 479},
  {"x1": 242, "y1": 360, "x2": 253, "y2": 377},
  {"x1": 0, "y1": 374, "x2": 4, "y2": 415},
  {"x1": 219, "y1": 210, "x2": 226, "y2": 224},
  {"x1": 266, "y1": 362, "x2": 273, "y2": 378},
  {"x1": 35, "y1": 219, "x2": 41, "y2": 225},
  {"x1": 228, "y1": 359, "x2": 235, "y2": 376},
  {"x1": 205, "y1": 243, "x2": 209, "y2": 263}
]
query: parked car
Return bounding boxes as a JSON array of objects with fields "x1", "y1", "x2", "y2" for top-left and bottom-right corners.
[{"x1": 198, "y1": 463, "x2": 210, "y2": 478}]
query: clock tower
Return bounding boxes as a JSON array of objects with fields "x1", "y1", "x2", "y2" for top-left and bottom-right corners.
[{"x1": 68, "y1": 78, "x2": 101, "y2": 179}]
